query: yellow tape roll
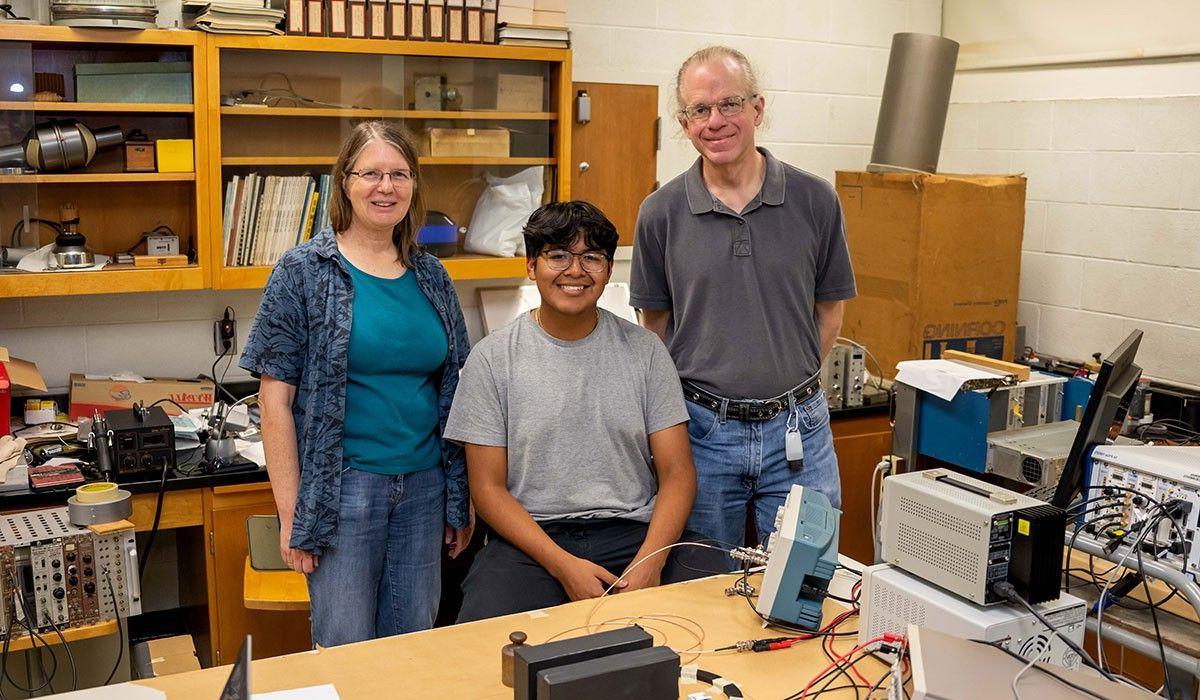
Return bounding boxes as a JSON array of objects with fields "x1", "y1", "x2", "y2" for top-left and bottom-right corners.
[{"x1": 75, "y1": 482, "x2": 119, "y2": 504}]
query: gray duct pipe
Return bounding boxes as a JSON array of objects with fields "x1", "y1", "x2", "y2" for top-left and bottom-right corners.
[{"x1": 868, "y1": 32, "x2": 960, "y2": 174}]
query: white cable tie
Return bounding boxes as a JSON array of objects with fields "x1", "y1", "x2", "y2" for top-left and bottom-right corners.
[
  {"x1": 713, "y1": 677, "x2": 732, "y2": 691},
  {"x1": 680, "y1": 664, "x2": 698, "y2": 684}
]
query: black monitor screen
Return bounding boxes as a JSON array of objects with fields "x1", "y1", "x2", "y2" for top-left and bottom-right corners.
[{"x1": 1051, "y1": 329, "x2": 1143, "y2": 508}]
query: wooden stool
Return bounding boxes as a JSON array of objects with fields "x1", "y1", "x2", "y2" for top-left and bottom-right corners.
[{"x1": 242, "y1": 557, "x2": 310, "y2": 611}]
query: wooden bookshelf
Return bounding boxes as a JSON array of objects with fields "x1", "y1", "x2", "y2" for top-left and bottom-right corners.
[
  {"x1": 216, "y1": 255, "x2": 528, "y2": 290},
  {"x1": 220, "y1": 156, "x2": 334, "y2": 166},
  {"x1": 221, "y1": 106, "x2": 556, "y2": 120},
  {"x1": 207, "y1": 33, "x2": 569, "y2": 60},
  {"x1": 0, "y1": 101, "x2": 194, "y2": 113},
  {"x1": 207, "y1": 33, "x2": 572, "y2": 290},
  {"x1": 0, "y1": 173, "x2": 196, "y2": 184},
  {"x1": 220, "y1": 156, "x2": 555, "y2": 167},
  {"x1": 0, "y1": 24, "x2": 200, "y2": 46},
  {"x1": 0, "y1": 29, "x2": 571, "y2": 295},
  {"x1": 0, "y1": 265, "x2": 205, "y2": 299},
  {"x1": 0, "y1": 25, "x2": 210, "y2": 298}
]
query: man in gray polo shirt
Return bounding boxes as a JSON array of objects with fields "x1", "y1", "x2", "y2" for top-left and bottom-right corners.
[{"x1": 631, "y1": 46, "x2": 856, "y2": 550}]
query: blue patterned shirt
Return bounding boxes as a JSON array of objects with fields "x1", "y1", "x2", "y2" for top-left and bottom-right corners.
[{"x1": 240, "y1": 228, "x2": 471, "y2": 555}]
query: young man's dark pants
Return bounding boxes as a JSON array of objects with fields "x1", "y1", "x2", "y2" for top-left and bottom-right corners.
[{"x1": 455, "y1": 518, "x2": 734, "y2": 623}]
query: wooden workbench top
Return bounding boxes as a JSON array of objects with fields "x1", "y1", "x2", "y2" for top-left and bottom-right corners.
[{"x1": 138, "y1": 572, "x2": 882, "y2": 699}]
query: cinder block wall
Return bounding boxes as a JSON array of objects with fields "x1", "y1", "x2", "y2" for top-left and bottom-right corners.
[
  {"x1": 0, "y1": 0, "x2": 938, "y2": 390},
  {"x1": 941, "y1": 96, "x2": 1200, "y2": 386}
]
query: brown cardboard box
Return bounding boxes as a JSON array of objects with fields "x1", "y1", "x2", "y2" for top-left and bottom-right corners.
[
  {"x1": 531, "y1": 8, "x2": 564, "y2": 26},
  {"x1": 496, "y1": 73, "x2": 544, "y2": 111},
  {"x1": 132, "y1": 635, "x2": 201, "y2": 678},
  {"x1": 835, "y1": 171, "x2": 1026, "y2": 378},
  {"x1": 68, "y1": 373, "x2": 215, "y2": 420},
  {"x1": 0, "y1": 348, "x2": 47, "y2": 437},
  {"x1": 496, "y1": 6, "x2": 533, "y2": 25},
  {"x1": 421, "y1": 127, "x2": 510, "y2": 157}
]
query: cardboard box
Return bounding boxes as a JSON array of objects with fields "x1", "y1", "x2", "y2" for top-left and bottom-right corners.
[
  {"x1": 0, "y1": 348, "x2": 48, "y2": 437},
  {"x1": 156, "y1": 139, "x2": 194, "y2": 173},
  {"x1": 835, "y1": 171, "x2": 1026, "y2": 379},
  {"x1": 75, "y1": 62, "x2": 192, "y2": 104},
  {"x1": 531, "y1": 8, "x2": 564, "y2": 26},
  {"x1": 131, "y1": 635, "x2": 201, "y2": 679},
  {"x1": 496, "y1": 5, "x2": 532, "y2": 24},
  {"x1": 68, "y1": 373, "x2": 215, "y2": 421},
  {"x1": 497, "y1": 73, "x2": 544, "y2": 111},
  {"x1": 422, "y1": 127, "x2": 509, "y2": 157}
]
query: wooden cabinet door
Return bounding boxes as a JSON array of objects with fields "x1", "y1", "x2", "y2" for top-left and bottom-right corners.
[
  {"x1": 831, "y1": 412, "x2": 893, "y2": 565},
  {"x1": 206, "y1": 484, "x2": 311, "y2": 665},
  {"x1": 570, "y1": 82, "x2": 659, "y2": 246}
]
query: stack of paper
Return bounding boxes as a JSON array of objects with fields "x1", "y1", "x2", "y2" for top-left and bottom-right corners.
[
  {"x1": 497, "y1": 22, "x2": 569, "y2": 48},
  {"x1": 187, "y1": 0, "x2": 284, "y2": 35},
  {"x1": 895, "y1": 359, "x2": 1011, "y2": 401}
]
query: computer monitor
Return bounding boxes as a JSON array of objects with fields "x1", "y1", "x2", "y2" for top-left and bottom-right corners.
[{"x1": 1050, "y1": 330, "x2": 1143, "y2": 508}]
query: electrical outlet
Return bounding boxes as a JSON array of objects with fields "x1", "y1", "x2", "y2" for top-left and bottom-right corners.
[{"x1": 213, "y1": 314, "x2": 237, "y2": 355}]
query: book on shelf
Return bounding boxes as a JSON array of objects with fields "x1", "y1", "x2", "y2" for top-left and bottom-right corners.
[
  {"x1": 348, "y1": 0, "x2": 367, "y2": 37},
  {"x1": 497, "y1": 21, "x2": 568, "y2": 41},
  {"x1": 409, "y1": 0, "x2": 427, "y2": 39},
  {"x1": 497, "y1": 37, "x2": 567, "y2": 48},
  {"x1": 223, "y1": 173, "x2": 331, "y2": 268},
  {"x1": 286, "y1": 0, "x2": 304, "y2": 33},
  {"x1": 428, "y1": 0, "x2": 445, "y2": 40},
  {"x1": 481, "y1": 0, "x2": 496, "y2": 43},
  {"x1": 368, "y1": 0, "x2": 387, "y2": 38},
  {"x1": 329, "y1": 0, "x2": 349, "y2": 36},
  {"x1": 188, "y1": 2, "x2": 285, "y2": 34},
  {"x1": 387, "y1": 0, "x2": 406, "y2": 38}
]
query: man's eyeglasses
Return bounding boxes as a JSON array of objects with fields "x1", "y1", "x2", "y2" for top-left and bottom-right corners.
[
  {"x1": 348, "y1": 169, "x2": 415, "y2": 186},
  {"x1": 541, "y1": 249, "x2": 610, "y2": 273},
  {"x1": 679, "y1": 94, "x2": 757, "y2": 123}
]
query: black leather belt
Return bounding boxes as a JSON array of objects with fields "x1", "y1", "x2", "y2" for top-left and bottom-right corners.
[{"x1": 682, "y1": 375, "x2": 821, "y2": 422}]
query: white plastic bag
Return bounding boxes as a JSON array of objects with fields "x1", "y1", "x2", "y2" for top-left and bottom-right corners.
[{"x1": 464, "y1": 167, "x2": 544, "y2": 257}]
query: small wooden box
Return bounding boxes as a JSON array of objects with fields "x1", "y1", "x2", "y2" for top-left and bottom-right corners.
[
  {"x1": 423, "y1": 127, "x2": 509, "y2": 157},
  {"x1": 124, "y1": 141, "x2": 156, "y2": 172}
]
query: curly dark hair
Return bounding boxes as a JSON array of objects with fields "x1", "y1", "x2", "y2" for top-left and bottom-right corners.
[{"x1": 523, "y1": 200, "x2": 619, "y2": 260}]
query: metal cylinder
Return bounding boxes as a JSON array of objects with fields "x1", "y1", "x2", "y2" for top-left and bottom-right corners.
[{"x1": 868, "y1": 33, "x2": 960, "y2": 174}]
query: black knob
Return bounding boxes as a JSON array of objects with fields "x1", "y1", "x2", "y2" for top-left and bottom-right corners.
[
  {"x1": 83, "y1": 568, "x2": 93, "y2": 577},
  {"x1": 51, "y1": 560, "x2": 60, "y2": 569},
  {"x1": 82, "y1": 555, "x2": 92, "y2": 564},
  {"x1": 65, "y1": 552, "x2": 76, "y2": 563},
  {"x1": 67, "y1": 565, "x2": 77, "y2": 575},
  {"x1": 68, "y1": 576, "x2": 78, "y2": 586},
  {"x1": 83, "y1": 582, "x2": 95, "y2": 595},
  {"x1": 52, "y1": 588, "x2": 64, "y2": 600},
  {"x1": 52, "y1": 573, "x2": 61, "y2": 582}
]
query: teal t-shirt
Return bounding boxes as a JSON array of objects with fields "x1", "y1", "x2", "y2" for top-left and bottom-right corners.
[{"x1": 342, "y1": 257, "x2": 448, "y2": 475}]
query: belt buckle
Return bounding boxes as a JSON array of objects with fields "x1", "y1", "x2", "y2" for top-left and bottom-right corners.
[{"x1": 745, "y1": 399, "x2": 781, "y2": 421}]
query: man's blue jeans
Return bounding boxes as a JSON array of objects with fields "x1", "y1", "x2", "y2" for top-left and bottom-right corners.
[
  {"x1": 306, "y1": 466, "x2": 445, "y2": 647},
  {"x1": 684, "y1": 389, "x2": 842, "y2": 549}
]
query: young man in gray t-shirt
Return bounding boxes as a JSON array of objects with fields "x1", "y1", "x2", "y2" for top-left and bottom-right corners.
[{"x1": 445, "y1": 201, "x2": 727, "y2": 622}]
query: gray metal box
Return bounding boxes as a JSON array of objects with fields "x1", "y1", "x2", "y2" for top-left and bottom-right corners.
[{"x1": 879, "y1": 468, "x2": 1047, "y2": 605}]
